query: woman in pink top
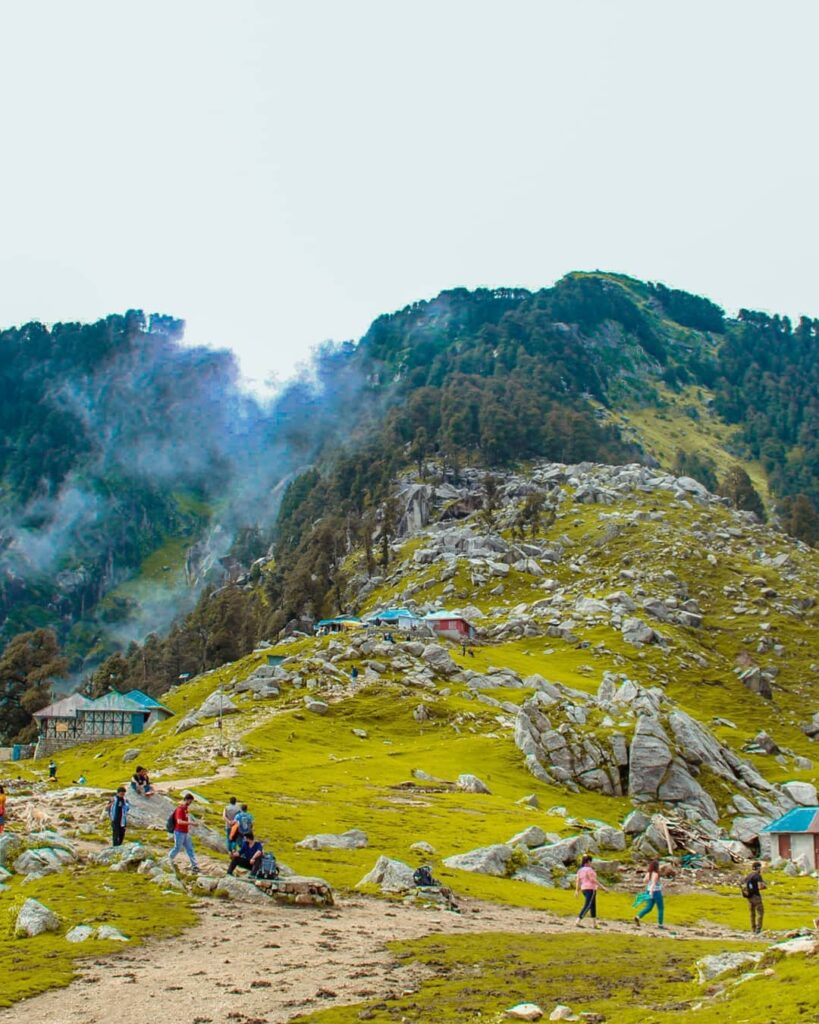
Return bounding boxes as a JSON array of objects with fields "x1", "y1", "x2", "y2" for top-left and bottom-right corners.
[{"x1": 575, "y1": 854, "x2": 608, "y2": 928}]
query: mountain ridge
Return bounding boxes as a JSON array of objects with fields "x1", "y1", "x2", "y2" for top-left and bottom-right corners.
[{"x1": 1, "y1": 271, "x2": 817, "y2": 742}]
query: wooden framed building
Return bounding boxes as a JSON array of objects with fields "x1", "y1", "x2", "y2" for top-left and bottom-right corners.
[{"x1": 33, "y1": 689, "x2": 173, "y2": 756}]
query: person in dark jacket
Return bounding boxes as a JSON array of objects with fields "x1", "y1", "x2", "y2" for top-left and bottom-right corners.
[
  {"x1": 227, "y1": 831, "x2": 264, "y2": 876},
  {"x1": 743, "y1": 861, "x2": 767, "y2": 933},
  {"x1": 109, "y1": 786, "x2": 130, "y2": 847}
]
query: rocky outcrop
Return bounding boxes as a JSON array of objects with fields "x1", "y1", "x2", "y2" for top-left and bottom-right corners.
[
  {"x1": 443, "y1": 844, "x2": 514, "y2": 876},
  {"x1": 126, "y1": 793, "x2": 224, "y2": 851},
  {"x1": 514, "y1": 672, "x2": 793, "y2": 834},
  {"x1": 456, "y1": 774, "x2": 491, "y2": 794},
  {"x1": 357, "y1": 856, "x2": 416, "y2": 892},
  {"x1": 295, "y1": 829, "x2": 368, "y2": 850}
]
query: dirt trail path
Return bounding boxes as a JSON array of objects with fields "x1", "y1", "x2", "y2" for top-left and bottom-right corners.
[{"x1": 3, "y1": 893, "x2": 753, "y2": 1024}]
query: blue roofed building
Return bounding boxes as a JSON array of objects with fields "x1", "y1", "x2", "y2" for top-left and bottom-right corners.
[
  {"x1": 33, "y1": 688, "x2": 174, "y2": 757},
  {"x1": 760, "y1": 807, "x2": 819, "y2": 869}
]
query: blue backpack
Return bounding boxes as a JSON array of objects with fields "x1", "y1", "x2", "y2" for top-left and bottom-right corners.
[{"x1": 257, "y1": 852, "x2": 279, "y2": 880}]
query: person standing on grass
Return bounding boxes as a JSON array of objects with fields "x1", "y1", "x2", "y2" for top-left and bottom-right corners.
[
  {"x1": 109, "y1": 786, "x2": 130, "y2": 847},
  {"x1": 0, "y1": 784, "x2": 6, "y2": 833},
  {"x1": 169, "y1": 793, "x2": 199, "y2": 874},
  {"x1": 223, "y1": 796, "x2": 240, "y2": 852},
  {"x1": 743, "y1": 860, "x2": 767, "y2": 934},
  {"x1": 634, "y1": 859, "x2": 664, "y2": 928},
  {"x1": 575, "y1": 854, "x2": 608, "y2": 928}
]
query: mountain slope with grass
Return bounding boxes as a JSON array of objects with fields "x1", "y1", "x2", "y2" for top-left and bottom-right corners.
[{"x1": 1, "y1": 453, "x2": 817, "y2": 1023}]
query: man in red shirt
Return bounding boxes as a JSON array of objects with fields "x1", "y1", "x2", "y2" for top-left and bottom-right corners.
[{"x1": 169, "y1": 793, "x2": 199, "y2": 873}]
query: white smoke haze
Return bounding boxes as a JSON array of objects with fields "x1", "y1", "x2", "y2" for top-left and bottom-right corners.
[{"x1": 0, "y1": 313, "x2": 373, "y2": 671}]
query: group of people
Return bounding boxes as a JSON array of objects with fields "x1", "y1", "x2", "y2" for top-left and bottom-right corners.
[
  {"x1": 575, "y1": 855, "x2": 768, "y2": 934},
  {"x1": 106, "y1": 774, "x2": 778, "y2": 933},
  {"x1": 222, "y1": 796, "x2": 274, "y2": 877}
]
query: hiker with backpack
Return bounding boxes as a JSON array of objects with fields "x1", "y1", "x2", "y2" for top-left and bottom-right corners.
[
  {"x1": 634, "y1": 859, "x2": 665, "y2": 928},
  {"x1": 742, "y1": 861, "x2": 767, "y2": 934},
  {"x1": 413, "y1": 864, "x2": 459, "y2": 912},
  {"x1": 0, "y1": 784, "x2": 6, "y2": 834},
  {"x1": 575, "y1": 854, "x2": 609, "y2": 928},
  {"x1": 109, "y1": 786, "x2": 130, "y2": 847},
  {"x1": 168, "y1": 793, "x2": 199, "y2": 874},
  {"x1": 223, "y1": 796, "x2": 240, "y2": 852},
  {"x1": 233, "y1": 803, "x2": 253, "y2": 841},
  {"x1": 227, "y1": 830, "x2": 265, "y2": 877}
]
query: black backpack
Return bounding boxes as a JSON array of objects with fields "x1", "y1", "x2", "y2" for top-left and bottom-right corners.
[
  {"x1": 166, "y1": 812, "x2": 176, "y2": 833},
  {"x1": 414, "y1": 866, "x2": 434, "y2": 887},
  {"x1": 257, "y1": 852, "x2": 279, "y2": 880}
]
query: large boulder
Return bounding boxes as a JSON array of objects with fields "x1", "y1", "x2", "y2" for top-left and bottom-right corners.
[
  {"x1": 304, "y1": 698, "x2": 329, "y2": 715},
  {"x1": 696, "y1": 951, "x2": 762, "y2": 983},
  {"x1": 628, "y1": 717, "x2": 673, "y2": 799},
  {"x1": 356, "y1": 856, "x2": 416, "y2": 892},
  {"x1": 0, "y1": 833, "x2": 23, "y2": 868},
  {"x1": 508, "y1": 826, "x2": 549, "y2": 849},
  {"x1": 295, "y1": 829, "x2": 368, "y2": 850},
  {"x1": 592, "y1": 825, "x2": 626, "y2": 851},
  {"x1": 215, "y1": 876, "x2": 272, "y2": 903},
  {"x1": 198, "y1": 691, "x2": 240, "y2": 719},
  {"x1": 530, "y1": 835, "x2": 595, "y2": 867},
  {"x1": 730, "y1": 815, "x2": 769, "y2": 844},
  {"x1": 444, "y1": 844, "x2": 515, "y2": 877},
  {"x1": 622, "y1": 809, "x2": 651, "y2": 835},
  {"x1": 422, "y1": 645, "x2": 460, "y2": 677},
  {"x1": 457, "y1": 774, "x2": 491, "y2": 794},
  {"x1": 13, "y1": 846, "x2": 75, "y2": 876},
  {"x1": 622, "y1": 618, "x2": 656, "y2": 646},
  {"x1": 125, "y1": 792, "x2": 224, "y2": 851},
  {"x1": 15, "y1": 899, "x2": 60, "y2": 938},
  {"x1": 781, "y1": 781, "x2": 817, "y2": 806}
]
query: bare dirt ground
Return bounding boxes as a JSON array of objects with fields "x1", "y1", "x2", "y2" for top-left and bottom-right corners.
[{"x1": 2, "y1": 892, "x2": 750, "y2": 1024}]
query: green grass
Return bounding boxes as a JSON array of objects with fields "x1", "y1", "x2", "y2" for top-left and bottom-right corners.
[
  {"x1": 0, "y1": 866, "x2": 195, "y2": 1007},
  {"x1": 294, "y1": 929, "x2": 819, "y2": 1024}
]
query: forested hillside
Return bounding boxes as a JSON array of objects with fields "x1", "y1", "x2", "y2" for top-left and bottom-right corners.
[{"x1": 1, "y1": 272, "x2": 818, "y2": 741}]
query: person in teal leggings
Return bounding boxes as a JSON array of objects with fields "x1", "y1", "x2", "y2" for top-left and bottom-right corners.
[{"x1": 634, "y1": 859, "x2": 664, "y2": 927}]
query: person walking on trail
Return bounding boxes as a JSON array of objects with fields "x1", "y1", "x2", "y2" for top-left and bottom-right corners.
[
  {"x1": 0, "y1": 784, "x2": 6, "y2": 834},
  {"x1": 743, "y1": 861, "x2": 767, "y2": 934},
  {"x1": 109, "y1": 786, "x2": 130, "y2": 847},
  {"x1": 634, "y1": 859, "x2": 665, "y2": 928},
  {"x1": 48, "y1": 760, "x2": 57, "y2": 780},
  {"x1": 234, "y1": 803, "x2": 253, "y2": 840},
  {"x1": 223, "y1": 796, "x2": 240, "y2": 852},
  {"x1": 576, "y1": 854, "x2": 608, "y2": 928},
  {"x1": 169, "y1": 793, "x2": 199, "y2": 873},
  {"x1": 227, "y1": 831, "x2": 264, "y2": 877}
]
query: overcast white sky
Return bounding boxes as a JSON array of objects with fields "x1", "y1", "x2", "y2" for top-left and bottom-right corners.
[{"x1": 1, "y1": 1, "x2": 817, "y2": 386}]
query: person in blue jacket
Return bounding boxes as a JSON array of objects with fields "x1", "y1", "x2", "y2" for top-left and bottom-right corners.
[{"x1": 109, "y1": 786, "x2": 130, "y2": 847}]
